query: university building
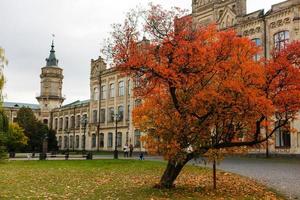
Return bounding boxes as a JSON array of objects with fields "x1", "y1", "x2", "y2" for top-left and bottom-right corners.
[
  {"x1": 3, "y1": 0, "x2": 300, "y2": 154},
  {"x1": 192, "y1": 0, "x2": 300, "y2": 154}
]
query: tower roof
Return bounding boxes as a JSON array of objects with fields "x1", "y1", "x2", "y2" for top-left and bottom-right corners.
[{"x1": 46, "y1": 40, "x2": 58, "y2": 66}]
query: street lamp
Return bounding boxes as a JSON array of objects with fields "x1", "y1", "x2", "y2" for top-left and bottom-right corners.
[
  {"x1": 67, "y1": 129, "x2": 70, "y2": 155},
  {"x1": 81, "y1": 115, "x2": 88, "y2": 154},
  {"x1": 113, "y1": 113, "x2": 121, "y2": 159}
]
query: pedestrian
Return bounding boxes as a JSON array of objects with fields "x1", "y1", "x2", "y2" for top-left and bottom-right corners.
[
  {"x1": 123, "y1": 144, "x2": 129, "y2": 157},
  {"x1": 139, "y1": 152, "x2": 144, "y2": 160},
  {"x1": 129, "y1": 144, "x2": 133, "y2": 157}
]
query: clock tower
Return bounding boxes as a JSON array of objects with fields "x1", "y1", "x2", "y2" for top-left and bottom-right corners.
[{"x1": 36, "y1": 41, "x2": 64, "y2": 125}]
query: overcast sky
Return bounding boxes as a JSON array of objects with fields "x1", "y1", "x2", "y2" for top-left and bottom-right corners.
[{"x1": 0, "y1": 0, "x2": 285, "y2": 105}]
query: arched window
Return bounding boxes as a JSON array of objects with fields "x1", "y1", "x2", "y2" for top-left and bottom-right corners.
[
  {"x1": 59, "y1": 118, "x2": 63, "y2": 130},
  {"x1": 70, "y1": 116, "x2": 75, "y2": 129},
  {"x1": 118, "y1": 81, "x2": 125, "y2": 96},
  {"x1": 109, "y1": 107, "x2": 114, "y2": 122},
  {"x1": 93, "y1": 110, "x2": 97, "y2": 123},
  {"x1": 274, "y1": 31, "x2": 289, "y2": 51},
  {"x1": 54, "y1": 118, "x2": 58, "y2": 130},
  {"x1": 58, "y1": 136, "x2": 62, "y2": 148},
  {"x1": 108, "y1": 132, "x2": 113, "y2": 147},
  {"x1": 76, "y1": 115, "x2": 81, "y2": 128},
  {"x1": 93, "y1": 87, "x2": 99, "y2": 100},
  {"x1": 43, "y1": 119, "x2": 48, "y2": 125},
  {"x1": 275, "y1": 121, "x2": 291, "y2": 148},
  {"x1": 118, "y1": 105, "x2": 124, "y2": 121},
  {"x1": 69, "y1": 135, "x2": 73, "y2": 148},
  {"x1": 64, "y1": 136, "x2": 68, "y2": 149},
  {"x1": 134, "y1": 130, "x2": 141, "y2": 148},
  {"x1": 99, "y1": 133, "x2": 104, "y2": 148},
  {"x1": 117, "y1": 132, "x2": 122, "y2": 147},
  {"x1": 252, "y1": 38, "x2": 262, "y2": 61},
  {"x1": 109, "y1": 83, "x2": 115, "y2": 98},
  {"x1": 81, "y1": 135, "x2": 85, "y2": 149},
  {"x1": 75, "y1": 135, "x2": 80, "y2": 148},
  {"x1": 64, "y1": 117, "x2": 69, "y2": 130},
  {"x1": 92, "y1": 134, "x2": 96, "y2": 148},
  {"x1": 101, "y1": 85, "x2": 106, "y2": 100}
]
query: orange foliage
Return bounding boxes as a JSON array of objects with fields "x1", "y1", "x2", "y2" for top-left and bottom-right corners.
[{"x1": 107, "y1": 4, "x2": 300, "y2": 163}]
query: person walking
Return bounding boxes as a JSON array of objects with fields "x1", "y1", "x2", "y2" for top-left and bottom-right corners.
[{"x1": 129, "y1": 144, "x2": 134, "y2": 157}]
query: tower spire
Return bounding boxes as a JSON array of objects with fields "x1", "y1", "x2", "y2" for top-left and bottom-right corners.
[{"x1": 46, "y1": 34, "x2": 58, "y2": 66}]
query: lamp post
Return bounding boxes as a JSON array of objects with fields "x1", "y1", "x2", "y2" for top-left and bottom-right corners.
[
  {"x1": 81, "y1": 115, "x2": 88, "y2": 154},
  {"x1": 67, "y1": 129, "x2": 70, "y2": 155},
  {"x1": 114, "y1": 113, "x2": 121, "y2": 159}
]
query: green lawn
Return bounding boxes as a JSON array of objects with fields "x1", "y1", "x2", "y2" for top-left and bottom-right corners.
[{"x1": 0, "y1": 160, "x2": 282, "y2": 200}]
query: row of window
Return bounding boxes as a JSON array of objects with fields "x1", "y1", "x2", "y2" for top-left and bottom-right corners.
[
  {"x1": 58, "y1": 130, "x2": 141, "y2": 149},
  {"x1": 251, "y1": 30, "x2": 290, "y2": 61},
  {"x1": 54, "y1": 114, "x2": 87, "y2": 131},
  {"x1": 93, "y1": 80, "x2": 130, "y2": 100},
  {"x1": 91, "y1": 105, "x2": 129, "y2": 123}
]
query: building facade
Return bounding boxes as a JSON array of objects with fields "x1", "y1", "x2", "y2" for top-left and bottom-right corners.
[
  {"x1": 192, "y1": 0, "x2": 300, "y2": 154},
  {"x1": 3, "y1": 42, "x2": 143, "y2": 152},
  {"x1": 3, "y1": 0, "x2": 300, "y2": 155}
]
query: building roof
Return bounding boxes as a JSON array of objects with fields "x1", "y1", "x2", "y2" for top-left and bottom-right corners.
[
  {"x1": 3, "y1": 102, "x2": 40, "y2": 110},
  {"x1": 61, "y1": 100, "x2": 90, "y2": 108},
  {"x1": 46, "y1": 40, "x2": 59, "y2": 66}
]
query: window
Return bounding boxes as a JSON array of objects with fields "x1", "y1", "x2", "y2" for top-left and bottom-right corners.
[
  {"x1": 101, "y1": 85, "x2": 106, "y2": 100},
  {"x1": 109, "y1": 83, "x2": 115, "y2": 98},
  {"x1": 108, "y1": 132, "x2": 113, "y2": 147},
  {"x1": 70, "y1": 135, "x2": 73, "y2": 148},
  {"x1": 93, "y1": 87, "x2": 99, "y2": 100},
  {"x1": 274, "y1": 31, "x2": 289, "y2": 51},
  {"x1": 275, "y1": 121, "x2": 291, "y2": 148},
  {"x1": 76, "y1": 135, "x2": 80, "y2": 148},
  {"x1": 252, "y1": 38, "x2": 262, "y2": 61},
  {"x1": 134, "y1": 130, "x2": 141, "y2": 148},
  {"x1": 43, "y1": 119, "x2": 48, "y2": 125},
  {"x1": 93, "y1": 110, "x2": 97, "y2": 123},
  {"x1": 117, "y1": 132, "x2": 122, "y2": 147},
  {"x1": 135, "y1": 99, "x2": 142, "y2": 107},
  {"x1": 76, "y1": 115, "x2": 81, "y2": 128},
  {"x1": 81, "y1": 135, "x2": 85, "y2": 149},
  {"x1": 118, "y1": 81, "x2": 125, "y2": 96},
  {"x1": 108, "y1": 107, "x2": 114, "y2": 122},
  {"x1": 70, "y1": 116, "x2": 75, "y2": 129},
  {"x1": 64, "y1": 136, "x2": 68, "y2": 149},
  {"x1": 58, "y1": 136, "x2": 62, "y2": 148},
  {"x1": 92, "y1": 134, "x2": 96, "y2": 148},
  {"x1": 59, "y1": 118, "x2": 63, "y2": 130},
  {"x1": 100, "y1": 109, "x2": 105, "y2": 123},
  {"x1": 64, "y1": 117, "x2": 69, "y2": 130},
  {"x1": 99, "y1": 133, "x2": 104, "y2": 148},
  {"x1": 118, "y1": 106, "x2": 124, "y2": 121},
  {"x1": 54, "y1": 118, "x2": 58, "y2": 130}
]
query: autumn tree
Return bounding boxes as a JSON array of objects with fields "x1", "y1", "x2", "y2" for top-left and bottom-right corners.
[{"x1": 105, "y1": 4, "x2": 300, "y2": 189}]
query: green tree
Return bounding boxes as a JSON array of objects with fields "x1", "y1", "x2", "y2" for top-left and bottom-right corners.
[
  {"x1": 0, "y1": 110, "x2": 9, "y2": 160},
  {"x1": 6, "y1": 123, "x2": 28, "y2": 153}
]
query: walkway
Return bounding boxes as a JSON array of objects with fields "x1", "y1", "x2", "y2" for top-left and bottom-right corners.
[{"x1": 195, "y1": 157, "x2": 300, "y2": 199}]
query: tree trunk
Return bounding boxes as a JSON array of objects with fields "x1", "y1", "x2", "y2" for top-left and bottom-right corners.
[{"x1": 156, "y1": 159, "x2": 188, "y2": 189}]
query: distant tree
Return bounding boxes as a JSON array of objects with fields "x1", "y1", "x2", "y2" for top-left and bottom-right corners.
[
  {"x1": 107, "y1": 4, "x2": 300, "y2": 189},
  {"x1": 16, "y1": 108, "x2": 58, "y2": 152},
  {"x1": 6, "y1": 123, "x2": 28, "y2": 153},
  {"x1": 0, "y1": 110, "x2": 9, "y2": 160},
  {"x1": 47, "y1": 129, "x2": 58, "y2": 151},
  {"x1": 16, "y1": 107, "x2": 38, "y2": 152}
]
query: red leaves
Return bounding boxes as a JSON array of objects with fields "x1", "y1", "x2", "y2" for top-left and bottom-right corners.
[{"x1": 108, "y1": 4, "x2": 300, "y2": 160}]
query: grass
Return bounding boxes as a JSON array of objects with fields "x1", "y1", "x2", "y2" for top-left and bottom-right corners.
[{"x1": 0, "y1": 160, "x2": 283, "y2": 200}]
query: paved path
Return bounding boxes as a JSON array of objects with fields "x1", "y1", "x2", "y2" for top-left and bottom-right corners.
[{"x1": 194, "y1": 157, "x2": 300, "y2": 199}]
